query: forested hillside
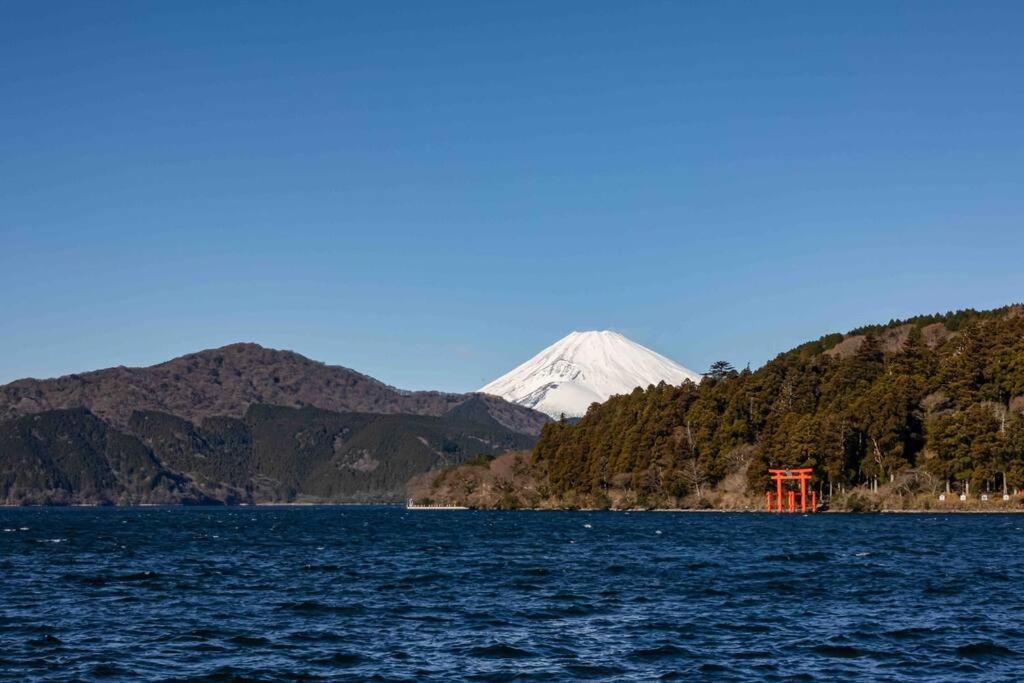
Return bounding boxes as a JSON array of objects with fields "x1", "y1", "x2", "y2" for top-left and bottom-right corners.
[
  {"x1": 508, "y1": 305, "x2": 1024, "y2": 509},
  {"x1": 0, "y1": 399, "x2": 535, "y2": 505},
  {"x1": 0, "y1": 343, "x2": 546, "y2": 505}
]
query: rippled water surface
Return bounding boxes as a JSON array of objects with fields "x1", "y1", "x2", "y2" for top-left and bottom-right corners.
[{"x1": 2, "y1": 508, "x2": 1024, "y2": 681}]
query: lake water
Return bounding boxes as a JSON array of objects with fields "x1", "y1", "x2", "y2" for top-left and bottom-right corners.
[{"x1": 1, "y1": 507, "x2": 1022, "y2": 681}]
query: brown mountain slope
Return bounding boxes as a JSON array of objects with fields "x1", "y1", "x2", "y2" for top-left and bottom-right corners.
[{"x1": 0, "y1": 343, "x2": 548, "y2": 436}]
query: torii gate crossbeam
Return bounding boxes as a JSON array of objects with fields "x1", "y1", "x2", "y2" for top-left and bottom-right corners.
[{"x1": 766, "y1": 468, "x2": 816, "y2": 513}]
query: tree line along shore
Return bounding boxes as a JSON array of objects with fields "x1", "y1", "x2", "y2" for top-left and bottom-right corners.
[{"x1": 410, "y1": 306, "x2": 1024, "y2": 512}]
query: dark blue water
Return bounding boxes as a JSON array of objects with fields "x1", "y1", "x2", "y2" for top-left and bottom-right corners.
[{"x1": 2, "y1": 508, "x2": 1023, "y2": 681}]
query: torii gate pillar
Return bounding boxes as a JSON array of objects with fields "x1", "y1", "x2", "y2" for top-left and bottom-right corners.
[{"x1": 766, "y1": 468, "x2": 815, "y2": 513}]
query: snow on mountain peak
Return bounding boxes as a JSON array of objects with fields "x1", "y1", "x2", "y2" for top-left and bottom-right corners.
[{"x1": 479, "y1": 330, "x2": 700, "y2": 419}]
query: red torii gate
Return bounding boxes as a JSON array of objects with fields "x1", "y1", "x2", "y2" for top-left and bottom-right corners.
[{"x1": 766, "y1": 468, "x2": 816, "y2": 513}]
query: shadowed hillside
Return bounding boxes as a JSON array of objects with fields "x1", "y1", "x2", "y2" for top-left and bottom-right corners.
[
  {"x1": 0, "y1": 399, "x2": 535, "y2": 505},
  {"x1": 0, "y1": 344, "x2": 546, "y2": 505}
]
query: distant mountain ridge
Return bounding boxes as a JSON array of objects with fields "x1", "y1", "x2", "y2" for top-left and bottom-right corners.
[
  {"x1": 0, "y1": 343, "x2": 548, "y2": 505},
  {"x1": 0, "y1": 342, "x2": 548, "y2": 436},
  {"x1": 480, "y1": 331, "x2": 700, "y2": 418}
]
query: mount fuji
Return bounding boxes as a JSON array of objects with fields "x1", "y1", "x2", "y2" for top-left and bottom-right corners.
[{"x1": 479, "y1": 331, "x2": 701, "y2": 419}]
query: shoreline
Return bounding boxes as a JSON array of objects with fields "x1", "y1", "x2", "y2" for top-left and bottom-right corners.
[{"x1": 3, "y1": 502, "x2": 1024, "y2": 513}]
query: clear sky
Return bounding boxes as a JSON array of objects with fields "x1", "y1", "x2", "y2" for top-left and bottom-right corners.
[{"x1": 2, "y1": 1, "x2": 1022, "y2": 391}]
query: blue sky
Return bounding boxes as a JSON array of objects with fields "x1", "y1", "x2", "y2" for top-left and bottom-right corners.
[{"x1": 2, "y1": 1, "x2": 1022, "y2": 391}]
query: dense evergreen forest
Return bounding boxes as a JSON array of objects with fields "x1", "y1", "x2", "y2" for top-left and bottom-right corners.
[
  {"x1": 0, "y1": 399, "x2": 535, "y2": 505},
  {"x1": 530, "y1": 306, "x2": 1024, "y2": 507}
]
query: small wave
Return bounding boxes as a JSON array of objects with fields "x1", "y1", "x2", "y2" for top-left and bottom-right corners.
[
  {"x1": 812, "y1": 644, "x2": 868, "y2": 658},
  {"x1": 181, "y1": 664, "x2": 247, "y2": 681},
  {"x1": 764, "y1": 552, "x2": 830, "y2": 562},
  {"x1": 683, "y1": 560, "x2": 718, "y2": 570},
  {"x1": 27, "y1": 634, "x2": 62, "y2": 648},
  {"x1": 883, "y1": 627, "x2": 938, "y2": 640},
  {"x1": 468, "y1": 643, "x2": 536, "y2": 659},
  {"x1": 549, "y1": 591, "x2": 588, "y2": 602},
  {"x1": 956, "y1": 641, "x2": 1017, "y2": 658},
  {"x1": 63, "y1": 573, "x2": 108, "y2": 587},
  {"x1": 311, "y1": 651, "x2": 366, "y2": 666},
  {"x1": 923, "y1": 581, "x2": 962, "y2": 596},
  {"x1": 529, "y1": 601, "x2": 602, "y2": 619},
  {"x1": 228, "y1": 635, "x2": 270, "y2": 647},
  {"x1": 301, "y1": 563, "x2": 340, "y2": 572},
  {"x1": 192, "y1": 643, "x2": 230, "y2": 655},
  {"x1": 763, "y1": 580, "x2": 801, "y2": 593},
  {"x1": 89, "y1": 663, "x2": 133, "y2": 678},
  {"x1": 187, "y1": 628, "x2": 220, "y2": 641},
  {"x1": 629, "y1": 643, "x2": 691, "y2": 659},
  {"x1": 152, "y1": 627, "x2": 221, "y2": 644},
  {"x1": 398, "y1": 571, "x2": 448, "y2": 585},
  {"x1": 463, "y1": 611, "x2": 510, "y2": 628},
  {"x1": 714, "y1": 621, "x2": 770, "y2": 634},
  {"x1": 286, "y1": 630, "x2": 345, "y2": 643},
  {"x1": 559, "y1": 603, "x2": 601, "y2": 617},
  {"x1": 66, "y1": 570, "x2": 162, "y2": 586},
  {"x1": 643, "y1": 620, "x2": 699, "y2": 635},
  {"x1": 278, "y1": 600, "x2": 365, "y2": 615},
  {"x1": 117, "y1": 571, "x2": 162, "y2": 582},
  {"x1": 975, "y1": 568, "x2": 1011, "y2": 581},
  {"x1": 564, "y1": 663, "x2": 628, "y2": 676}
]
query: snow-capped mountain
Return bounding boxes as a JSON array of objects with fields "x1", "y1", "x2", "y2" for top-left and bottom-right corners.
[{"x1": 479, "y1": 331, "x2": 700, "y2": 419}]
